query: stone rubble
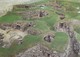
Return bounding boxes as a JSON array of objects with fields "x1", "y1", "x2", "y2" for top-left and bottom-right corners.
[
  {"x1": 54, "y1": 1, "x2": 80, "y2": 57},
  {"x1": 16, "y1": 44, "x2": 60, "y2": 57},
  {"x1": 16, "y1": 10, "x2": 48, "y2": 19},
  {"x1": 0, "y1": 21, "x2": 36, "y2": 48},
  {"x1": 43, "y1": 32, "x2": 55, "y2": 43}
]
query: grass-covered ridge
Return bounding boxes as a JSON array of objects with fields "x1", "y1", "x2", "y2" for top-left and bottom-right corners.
[{"x1": 0, "y1": 12, "x2": 22, "y2": 23}]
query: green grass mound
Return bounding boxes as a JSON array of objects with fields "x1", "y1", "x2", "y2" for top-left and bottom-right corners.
[
  {"x1": 34, "y1": 20, "x2": 50, "y2": 31},
  {"x1": 51, "y1": 32, "x2": 68, "y2": 52},
  {"x1": 0, "y1": 12, "x2": 22, "y2": 23}
]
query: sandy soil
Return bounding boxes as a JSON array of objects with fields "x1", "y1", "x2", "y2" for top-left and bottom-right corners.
[{"x1": 0, "y1": 28, "x2": 27, "y2": 47}]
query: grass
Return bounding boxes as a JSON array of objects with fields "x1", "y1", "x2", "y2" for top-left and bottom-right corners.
[
  {"x1": 76, "y1": 32, "x2": 80, "y2": 41},
  {"x1": 39, "y1": 13, "x2": 58, "y2": 27},
  {"x1": 74, "y1": 25, "x2": 80, "y2": 41},
  {"x1": 37, "y1": 7, "x2": 59, "y2": 28},
  {"x1": 0, "y1": 0, "x2": 80, "y2": 57},
  {"x1": 30, "y1": 0, "x2": 49, "y2": 5},
  {"x1": 40, "y1": 32, "x2": 68, "y2": 52},
  {"x1": 59, "y1": 1, "x2": 80, "y2": 19},
  {"x1": 34, "y1": 20, "x2": 50, "y2": 31},
  {"x1": 74, "y1": 25, "x2": 80, "y2": 34},
  {"x1": 0, "y1": 12, "x2": 22, "y2": 23},
  {"x1": 51, "y1": 32, "x2": 68, "y2": 52},
  {"x1": 0, "y1": 21, "x2": 69, "y2": 56},
  {"x1": 0, "y1": 35, "x2": 42, "y2": 57}
]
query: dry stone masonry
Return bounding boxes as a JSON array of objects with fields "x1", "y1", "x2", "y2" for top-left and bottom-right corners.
[
  {"x1": 16, "y1": 10, "x2": 48, "y2": 19},
  {"x1": 0, "y1": 21, "x2": 36, "y2": 48},
  {"x1": 16, "y1": 44, "x2": 60, "y2": 57}
]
